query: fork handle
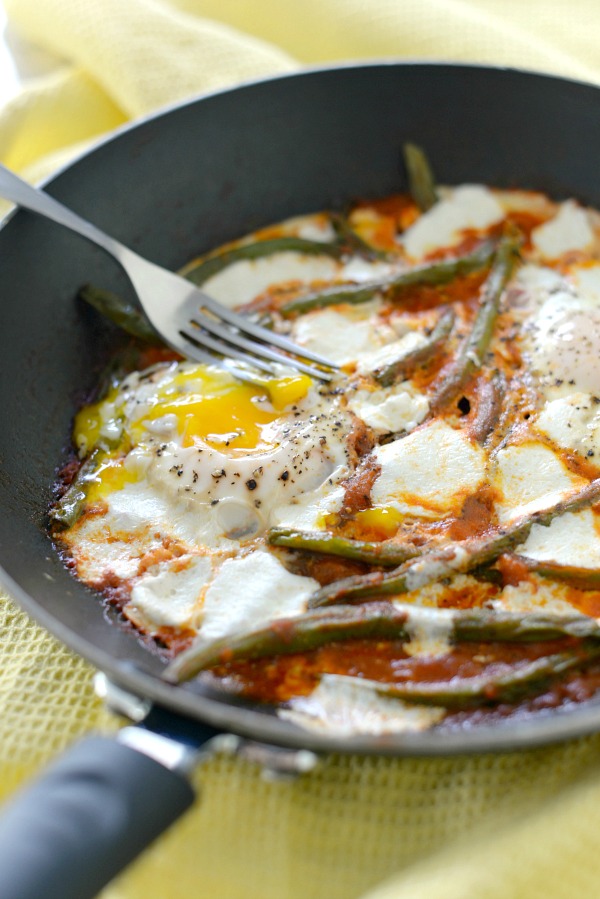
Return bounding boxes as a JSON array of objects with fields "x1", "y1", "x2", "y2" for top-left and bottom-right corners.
[{"x1": 0, "y1": 162, "x2": 126, "y2": 262}]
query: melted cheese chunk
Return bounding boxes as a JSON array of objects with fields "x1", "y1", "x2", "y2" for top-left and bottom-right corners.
[
  {"x1": 371, "y1": 420, "x2": 487, "y2": 518},
  {"x1": 290, "y1": 302, "x2": 394, "y2": 367},
  {"x1": 492, "y1": 581, "x2": 582, "y2": 617},
  {"x1": 204, "y1": 253, "x2": 342, "y2": 308},
  {"x1": 128, "y1": 555, "x2": 212, "y2": 629},
  {"x1": 518, "y1": 509, "x2": 600, "y2": 567},
  {"x1": 346, "y1": 382, "x2": 429, "y2": 435},
  {"x1": 353, "y1": 330, "x2": 429, "y2": 376},
  {"x1": 531, "y1": 200, "x2": 594, "y2": 258},
  {"x1": 400, "y1": 604, "x2": 455, "y2": 658},
  {"x1": 198, "y1": 550, "x2": 317, "y2": 644},
  {"x1": 280, "y1": 675, "x2": 444, "y2": 736},
  {"x1": 402, "y1": 185, "x2": 504, "y2": 259},
  {"x1": 491, "y1": 443, "x2": 586, "y2": 524}
]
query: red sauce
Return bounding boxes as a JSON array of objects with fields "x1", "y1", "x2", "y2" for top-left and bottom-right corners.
[
  {"x1": 447, "y1": 487, "x2": 496, "y2": 541},
  {"x1": 210, "y1": 638, "x2": 586, "y2": 706},
  {"x1": 496, "y1": 554, "x2": 533, "y2": 588}
]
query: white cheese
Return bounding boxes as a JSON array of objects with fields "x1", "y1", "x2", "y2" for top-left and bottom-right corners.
[
  {"x1": 290, "y1": 303, "x2": 389, "y2": 367},
  {"x1": 280, "y1": 674, "x2": 444, "y2": 736},
  {"x1": 128, "y1": 555, "x2": 213, "y2": 629},
  {"x1": 402, "y1": 185, "x2": 504, "y2": 259},
  {"x1": 493, "y1": 581, "x2": 581, "y2": 617},
  {"x1": 202, "y1": 253, "x2": 342, "y2": 308},
  {"x1": 404, "y1": 548, "x2": 470, "y2": 592},
  {"x1": 400, "y1": 604, "x2": 455, "y2": 658},
  {"x1": 371, "y1": 419, "x2": 487, "y2": 518},
  {"x1": 491, "y1": 443, "x2": 586, "y2": 524},
  {"x1": 198, "y1": 550, "x2": 318, "y2": 643},
  {"x1": 354, "y1": 330, "x2": 429, "y2": 375},
  {"x1": 346, "y1": 383, "x2": 429, "y2": 435},
  {"x1": 518, "y1": 509, "x2": 600, "y2": 568},
  {"x1": 531, "y1": 200, "x2": 594, "y2": 258}
]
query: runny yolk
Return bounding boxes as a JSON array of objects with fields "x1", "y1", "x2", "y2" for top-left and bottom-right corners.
[
  {"x1": 75, "y1": 366, "x2": 313, "y2": 456},
  {"x1": 139, "y1": 368, "x2": 312, "y2": 450},
  {"x1": 85, "y1": 455, "x2": 139, "y2": 503},
  {"x1": 73, "y1": 386, "x2": 120, "y2": 457},
  {"x1": 354, "y1": 507, "x2": 404, "y2": 539}
]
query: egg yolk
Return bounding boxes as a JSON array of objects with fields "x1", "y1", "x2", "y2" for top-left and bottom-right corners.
[
  {"x1": 73, "y1": 386, "x2": 121, "y2": 457},
  {"x1": 74, "y1": 365, "x2": 313, "y2": 457},
  {"x1": 85, "y1": 454, "x2": 139, "y2": 504},
  {"x1": 354, "y1": 507, "x2": 404, "y2": 538}
]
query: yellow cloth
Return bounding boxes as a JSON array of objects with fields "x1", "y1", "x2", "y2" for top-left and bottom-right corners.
[{"x1": 3, "y1": 2, "x2": 600, "y2": 898}]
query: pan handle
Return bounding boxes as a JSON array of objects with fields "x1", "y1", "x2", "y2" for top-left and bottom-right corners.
[{"x1": 0, "y1": 727, "x2": 215, "y2": 899}]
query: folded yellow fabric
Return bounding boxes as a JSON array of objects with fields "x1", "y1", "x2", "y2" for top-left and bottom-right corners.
[{"x1": 4, "y1": 2, "x2": 600, "y2": 899}]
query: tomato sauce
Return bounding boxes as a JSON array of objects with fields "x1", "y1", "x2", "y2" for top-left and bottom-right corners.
[{"x1": 209, "y1": 638, "x2": 591, "y2": 710}]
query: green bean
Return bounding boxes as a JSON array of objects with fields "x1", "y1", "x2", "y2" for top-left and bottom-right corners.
[
  {"x1": 373, "y1": 308, "x2": 455, "y2": 387},
  {"x1": 515, "y1": 556, "x2": 600, "y2": 591},
  {"x1": 50, "y1": 448, "x2": 105, "y2": 528},
  {"x1": 182, "y1": 236, "x2": 345, "y2": 286},
  {"x1": 403, "y1": 143, "x2": 438, "y2": 212},
  {"x1": 469, "y1": 370, "x2": 507, "y2": 444},
  {"x1": 164, "y1": 598, "x2": 600, "y2": 683},
  {"x1": 268, "y1": 527, "x2": 421, "y2": 566},
  {"x1": 79, "y1": 284, "x2": 161, "y2": 344},
  {"x1": 165, "y1": 601, "x2": 412, "y2": 682},
  {"x1": 363, "y1": 643, "x2": 600, "y2": 707},
  {"x1": 279, "y1": 240, "x2": 497, "y2": 317},
  {"x1": 329, "y1": 212, "x2": 389, "y2": 260},
  {"x1": 429, "y1": 233, "x2": 520, "y2": 413}
]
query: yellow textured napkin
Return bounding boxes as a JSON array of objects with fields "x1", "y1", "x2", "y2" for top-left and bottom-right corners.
[{"x1": 4, "y1": 2, "x2": 600, "y2": 898}]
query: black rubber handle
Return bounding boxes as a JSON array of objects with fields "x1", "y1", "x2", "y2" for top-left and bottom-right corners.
[{"x1": 0, "y1": 735, "x2": 196, "y2": 899}]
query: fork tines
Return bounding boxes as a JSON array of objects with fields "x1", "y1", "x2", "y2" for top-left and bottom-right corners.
[{"x1": 180, "y1": 295, "x2": 338, "y2": 381}]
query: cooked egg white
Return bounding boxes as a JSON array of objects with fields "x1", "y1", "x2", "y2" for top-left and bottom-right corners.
[
  {"x1": 519, "y1": 262, "x2": 600, "y2": 402},
  {"x1": 535, "y1": 392, "x2": 600, "y2": 459}
]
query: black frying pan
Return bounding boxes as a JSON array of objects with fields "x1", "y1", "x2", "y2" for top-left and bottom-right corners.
[{"x1": 2, "y1": 62, "x2": 600, "y2": 899}]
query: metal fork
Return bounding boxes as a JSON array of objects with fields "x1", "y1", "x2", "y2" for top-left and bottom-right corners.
[{"x1": 0, "y1": 163, "x2": 337, "y2": 380}]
